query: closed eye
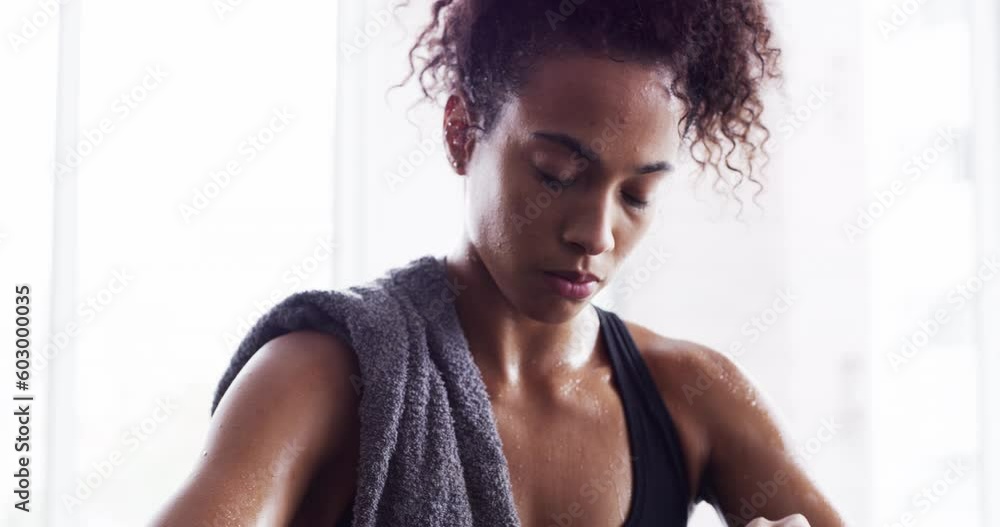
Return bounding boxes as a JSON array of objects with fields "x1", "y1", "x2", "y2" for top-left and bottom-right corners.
[
  {"x1": 536, "y1": 167, "x2": 650, "y2": 211},
  {"x1": 535, "y1": 168, "x2": 574, "y2": 187},
  {"x1": 622, "y1": 192, "x2": 649, "y2": 210}
]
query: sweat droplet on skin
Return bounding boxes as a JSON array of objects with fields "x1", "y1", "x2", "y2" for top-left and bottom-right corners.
[{"x1": 559, "y1": 377, "x2": 584, "y2": 396}]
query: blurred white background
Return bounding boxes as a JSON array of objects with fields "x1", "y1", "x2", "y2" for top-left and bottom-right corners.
[{"x1": 0, "y1": 0, "x2": 997, "y2": 526}]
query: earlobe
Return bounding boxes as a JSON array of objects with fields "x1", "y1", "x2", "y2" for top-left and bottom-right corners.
[{"x1": 446, "y1": 121, "x2": 467, "y2": 173}]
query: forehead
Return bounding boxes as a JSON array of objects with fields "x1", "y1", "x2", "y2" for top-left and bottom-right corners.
[{"x1": 498, "y1": 52, "x2": 681, "y2": 156}]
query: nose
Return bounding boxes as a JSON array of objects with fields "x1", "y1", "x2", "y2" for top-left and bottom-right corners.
[{"x1": 561, "y1": 193, "x2": 616, "y2": 255}]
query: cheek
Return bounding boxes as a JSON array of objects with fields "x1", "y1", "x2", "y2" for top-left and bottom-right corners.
[
  {"x1": 614, "y1": 216, "x2": 657, "y2": 266},
  {"x1": 502, "y1": 172, "x2": 567, "y2": 244},
  {"x1": 622, "y1": 209, "x2": 653, "y2": 240},
  {"x1": 465, "y1": 155, "x2": 529, "y2": 249}
]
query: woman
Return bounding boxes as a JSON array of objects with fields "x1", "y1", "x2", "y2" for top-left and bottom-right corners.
[{"x1": 153, "y1": 0, "x2": 845, "y2": 525}]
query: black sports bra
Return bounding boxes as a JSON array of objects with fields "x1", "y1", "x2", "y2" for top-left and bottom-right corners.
[
  {"x1": 593, "y1": 305, "x2": 693, "y2": 525},
  {"x1": 334, "y1": 305, "x2": 694, "y2": 525}
]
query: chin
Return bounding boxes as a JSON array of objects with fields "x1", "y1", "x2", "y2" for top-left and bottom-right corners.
[{"x1": 513, "y1": 290, "x2": 592, "y2": 324}]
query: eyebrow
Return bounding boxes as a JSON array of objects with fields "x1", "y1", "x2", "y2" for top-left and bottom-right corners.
[{"x1": 530, "y1": 131, "x2": 674, "y2": 175}]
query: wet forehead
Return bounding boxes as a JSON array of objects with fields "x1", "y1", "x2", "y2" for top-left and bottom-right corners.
[{"x1": 502, "y1": 54, "x2": 680, "y2": 158}]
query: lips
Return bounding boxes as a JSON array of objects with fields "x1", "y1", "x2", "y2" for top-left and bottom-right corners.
[
  {"x1": 545, "y1": 270, "x2": 600, "y2": 284},
  {"x1": 542, "y1": 271, "x2": 600, "y2": 300}
]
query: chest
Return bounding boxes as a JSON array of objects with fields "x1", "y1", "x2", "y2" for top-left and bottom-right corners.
[{"x1": 488, "y1": 378, "x2": 639, "y2": 527}]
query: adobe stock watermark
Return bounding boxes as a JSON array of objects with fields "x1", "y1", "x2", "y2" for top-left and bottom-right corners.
[
  {"x1": 343, "y1": 269, "x2": 469, "y2": 398},
  {"x1": 511, "y1": 116, "x2": 627, "y2": 234},
  {"x1": 777, "y1": 85, "x2": 832, "y2": 140},
  {"x1": 62, "y1": 396, "x2": 179, "y2": 513},
  {"x1": 680, "y1": 414, "x2": 837, "y2": 524},
  {"x1": 53, "y1": 65, "x2": 169, "y2": 182},
  {"x1": 32, "y1": 269, "x2": 134, "y2": 375},
  {"x1": 730, "y1": 289, "x2": 797, "y2": 357},
  {"x1": 222, "y1": 236, "x2": 335, "y2": 349},
  {"x1": 723, "y1": 468, "x2": 793, "y2": 526},
  {"x1": 683, "y1": 288, "x2": 797, "y2": 404},
  {"x1": 546, "y1": 452, "x2": 633, "y2": 527},
  {"x1": 512, "y1": 176, "x2": 572, "y2": 234},
  {"x1": 179, "y1": 106, "x2": 295, "y2": 223},
  {"x1": 789, "y1": 416, "x2": 842, "y2": 467},
  {"x1": 199, "y1": 437, "x2": 308, "y2": 526},
  {"x1": 878, "y1": 0, "x2": 931, "y2": 41},
  {"x1": 418, "y1": 273, "x2": 469, "y2": 332},
  {"x1": 721, "y1": 427, "x2": 835, "y2": 523},
  {"x1": 844, "y1": 127, "x2": 957, "y2": 243},
  {"x1": 545, "y1": 0, "x2": 591, "y2": 30},
  {"x1": 6, "y1": 0, "x2": 73, "y2": 53},
  {"x1": 560, "y1": 300, "x2": 603, "y2": 362},
  {"x1": 557, "y1": 245, "x2": 671, "y2": 361},
  {"x1": 674, "y1": 2, "x2": 744, "y2": 52},
  {"x1": 340, "y1": 0, "x2": 405, "y2": 60},
  {"x1": 616, "y1": 246, "x2": 671, "y2": 300},
  {"x1": 882, "y1": 458, "x2": 971, "y2": 527},
  {"x1": 887, "y1": 254, "x2": 998, "y2": 372},
  {"x1": 383, "y1": 128, "x2": 443, "y2": 192},
  {"x1": 211, "y1": 0, "x2": 254, "y2": 22}
]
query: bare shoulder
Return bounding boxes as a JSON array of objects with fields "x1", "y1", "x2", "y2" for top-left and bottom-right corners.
[
  {"x1": 152, "y1": 330, "x2": 361, "y2": 526},
  {"x1": 621, "y1": 319, "x2": 747, "y2": 414},
  {"x1": 220, "y1": 329, "x2": 363, "y2": 475},
  {"x1": 619, "y1": 319, "x2": 776, "y2": 490},
  {"x1": 621, "y1": 320, "x2": 846, "y2": 526},
  {"x1": 250, "y1": 330, "x2": 363, "y2": 409},
  {"x1": 219, "y1": 330, "x2": 362, "y2": 453}
]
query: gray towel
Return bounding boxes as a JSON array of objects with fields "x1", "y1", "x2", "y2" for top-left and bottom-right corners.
[{"x1": 210, "y1": 254, "x2": 522, "y2": 526}]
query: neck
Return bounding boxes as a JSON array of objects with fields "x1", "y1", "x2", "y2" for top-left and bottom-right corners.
[{"x1": 443, "y1": 239, "x2": 603, "y2": 389}]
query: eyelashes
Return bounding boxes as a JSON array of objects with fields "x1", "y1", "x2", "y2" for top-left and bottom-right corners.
[
  {"x1": 533, "y1": 168, "x2": 649, "y2": 211},
  {"x1": 623, "y1": 194, "x2": 650, "y2": 210},
  {"x1": 534, "y1": 168, "x2": 572, "y2": 186}
]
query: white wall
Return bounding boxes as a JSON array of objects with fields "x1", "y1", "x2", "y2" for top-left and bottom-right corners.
[{"x1": 1, "y1": 0, "x2": 995, "y2": 525}]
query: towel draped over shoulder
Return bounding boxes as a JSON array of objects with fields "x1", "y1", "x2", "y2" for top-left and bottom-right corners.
[{"x1": 211, "y1": 254, "x2": 522, "y2": 526}]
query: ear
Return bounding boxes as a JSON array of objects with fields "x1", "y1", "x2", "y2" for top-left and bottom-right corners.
[{"x1": 443, "y1": 93, "x2": 477, "y2": 175}]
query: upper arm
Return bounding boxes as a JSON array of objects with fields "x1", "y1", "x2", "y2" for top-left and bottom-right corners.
[
  {"x1": 677, "y1": 344, "x2": 845, "y2": 527},
  {"x1": 151, "y1": 330, "x2": 361, "y2": 526},
  {"x1": 644, "y1": 336, "x2": 845, "y2": 527}
]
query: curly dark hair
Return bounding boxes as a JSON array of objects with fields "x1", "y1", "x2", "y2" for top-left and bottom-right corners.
[{"x1": 391, "y1": 0, "x2": 783, "y2": 209}]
